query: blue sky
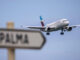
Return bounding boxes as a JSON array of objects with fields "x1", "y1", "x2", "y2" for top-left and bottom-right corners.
[{"x1": 0, "y1": 0, "x2": 80, "y2": 60}]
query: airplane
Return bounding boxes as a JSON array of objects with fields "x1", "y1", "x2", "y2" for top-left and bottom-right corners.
[{"x1": 26, "y1": 16, "x2": 80, "y2": 35}]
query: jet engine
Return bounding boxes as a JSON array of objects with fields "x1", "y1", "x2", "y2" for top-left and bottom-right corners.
[
  {"x1": 67, "y1": 27, "x2": 72, "y2": 31},
  {"x1": 45, "y1": 27, "x2": 51, "y2": 32},
  {"x1": 47, "y1": 27, "x2": 50, "y2": 31}
]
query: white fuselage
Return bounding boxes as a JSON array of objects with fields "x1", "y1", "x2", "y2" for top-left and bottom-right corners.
[{"x1": 44, "y1": 19, "x2": 69, "y2": 32}]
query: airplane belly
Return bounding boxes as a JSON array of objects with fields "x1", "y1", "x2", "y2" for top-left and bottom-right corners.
[
  {"x1": 49, "y1": 23, "x2": 65, "y2": 31},
  {"x1": 46, "y1": 21, "x2": 69, "y2": 32}
]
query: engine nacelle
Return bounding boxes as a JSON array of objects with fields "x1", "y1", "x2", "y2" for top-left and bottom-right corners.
[
  {"x1": 47, "y1": 27, "x2": 50, "y2": 31},
  {"x1": 45, "y1": 27, "x2": 50, "y2": 32},
  {"x1": 67, "y1": 27, "x2": 72, "y2": 31}
]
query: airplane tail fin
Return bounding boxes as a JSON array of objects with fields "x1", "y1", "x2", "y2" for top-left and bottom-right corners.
[{"x1": 40, "y1": 16, "x2": 45, "y2": 27}]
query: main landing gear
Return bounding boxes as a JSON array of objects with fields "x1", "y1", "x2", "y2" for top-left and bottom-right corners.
[
  {"x1": 60, "y1": 32, "x2": 64, "y2": 35},
  {"x1": 46, "y1": 32, "x2": 50, "y2": 35},
  {"x1": 60, "y1": 28, "x2": 64, "y2": 35}
]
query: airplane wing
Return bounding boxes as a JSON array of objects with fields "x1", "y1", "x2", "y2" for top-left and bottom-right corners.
[
  {"x1": 26, "y1": 26, "x2": 46, "y2": 29},
  {"x1": 70, "y1": 25, "x2": 80, "y2": 28}
]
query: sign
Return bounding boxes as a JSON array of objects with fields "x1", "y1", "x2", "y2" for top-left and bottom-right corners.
[{"x1": 0, "y1": 28, "x2": 46, "y2": 49}]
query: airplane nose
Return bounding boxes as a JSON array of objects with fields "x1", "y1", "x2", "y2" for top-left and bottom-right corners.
[{"x1": 66, "y1": 21, "x2": 69, "y2": 25}]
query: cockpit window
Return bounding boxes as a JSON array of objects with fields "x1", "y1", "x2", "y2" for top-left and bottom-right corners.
[{"x1": 63, "y1": 20, "x2": 67, "y2": 22}]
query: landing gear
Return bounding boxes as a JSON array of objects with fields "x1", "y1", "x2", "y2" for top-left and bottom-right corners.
[
  {"x1": 60, "y1": 28, "x2": 64, "y2": 35},
  {"x1": 46, "y1": 32, "x2": 50, "y2": 35},
  {"x1": 60, "y1": 32, "x2": 64, "y2": 35}
]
